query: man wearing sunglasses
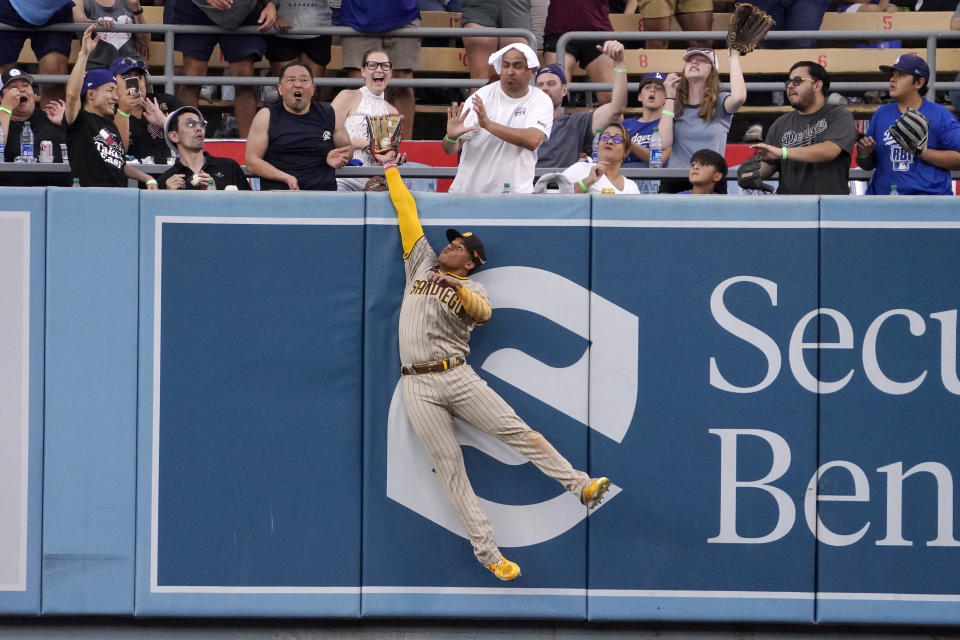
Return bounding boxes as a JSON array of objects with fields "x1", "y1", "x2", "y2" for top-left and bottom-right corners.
[
  {"x1": 110, "y1": 55, "x2": 184, "y2": 164},
  {"x1": 159, "y1": 106, "x2": 250, "y2": 190},
  {"x1": 743, "y1": 61, "x2": 856, "y2": 194}
]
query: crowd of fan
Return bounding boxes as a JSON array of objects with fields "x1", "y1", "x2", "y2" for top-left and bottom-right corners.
[{"x1": 1, "y1": 0, "x2": 960, "y2": 195}]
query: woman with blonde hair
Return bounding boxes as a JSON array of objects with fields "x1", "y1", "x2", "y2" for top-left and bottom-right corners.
[
  {"x1": 657, "y1": 47, "x2": 745, "y2": 193},
  {"x1": 562, "y1": 122, "x2": 640, "y2": 194}
]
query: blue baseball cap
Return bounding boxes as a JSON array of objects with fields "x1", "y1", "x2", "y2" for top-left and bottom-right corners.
[
  {"x1": 535, "y1": 63, "x2": 567, "y2": 85},
  {"x1": 639, "y1": 72, "x2": 666, "y2": 89},
  {"x1": 81, "y1": 68, "x2": 117, "y2": 96},
  {"x1": 879, "y1": 54, "x2": 930, "y2": 83},
  {"x1": 109, "y1": 56, "x2": 148, "y2": 76}
]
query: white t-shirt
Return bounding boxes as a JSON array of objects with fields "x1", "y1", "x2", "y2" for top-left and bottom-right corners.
[
  {"x1": 449, "y1": 81, "x2": 554, "y2": 194},
  {"x1": 562, "y1": 160, "x2": 641, "y2": 194}
]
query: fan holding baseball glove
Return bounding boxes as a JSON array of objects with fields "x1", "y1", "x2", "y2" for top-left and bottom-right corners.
[{"x1": 856, "y1": 54, "x2": 960, "y2": 195}]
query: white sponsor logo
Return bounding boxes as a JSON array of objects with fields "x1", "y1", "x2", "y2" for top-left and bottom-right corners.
[{"x1": 387, "y1": 266, "x2": 638, "y2": 546}]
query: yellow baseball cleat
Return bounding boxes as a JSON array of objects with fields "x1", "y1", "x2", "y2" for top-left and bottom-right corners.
[
  {"x1": 581, "y1": 477, "x2": 611, "y2": 510},
  {"x1": 485, "y1": 555, "x2": 521, "y2": 581}
]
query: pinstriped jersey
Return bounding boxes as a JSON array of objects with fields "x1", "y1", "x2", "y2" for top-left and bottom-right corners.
[{"x1": 399, "y1": 236, "x2": 490, "y2": 365}]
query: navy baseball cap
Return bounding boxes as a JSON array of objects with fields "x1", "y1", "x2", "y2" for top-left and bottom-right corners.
[
  {"x1": 81, "y1": 68, "x2": 117, "y2": 96},
  {"x1": 1, "y1": 67, "x2": 34, "y2": 93},
  {"x1": 879, "y1": 54, "x2": 929, "y2": 83},
  {"x1": 639, "y1": 72, "x2": 666, "y2": 89},
  {"x1": 446, "y1": 229, "x2": 486, "y2": 267},
  {"x1": 535, "y1": 63, "x2": 567, "y2": 85},
  {"x1": 109, "y1": 56, "x2": 148, "y2": 76}
]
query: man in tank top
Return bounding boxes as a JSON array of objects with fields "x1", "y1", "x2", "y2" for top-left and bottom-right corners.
[{"x1": 245, "y1": 61, "x2": 353, "y2": 191}]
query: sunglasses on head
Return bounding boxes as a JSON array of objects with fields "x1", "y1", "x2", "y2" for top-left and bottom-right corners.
[
  {"x1": 119, "y1": 57, "x2": 146, "y2": 70},
  {"x1": 363, "y1": 61, "x2": 392, "y2": 71},
  {"x1": 600, "y1": 134, "x2": 624, "y2": 144}
]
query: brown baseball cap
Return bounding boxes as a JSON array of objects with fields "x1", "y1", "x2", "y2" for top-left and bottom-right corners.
[{"x1": 446, "y1": 229, "x2": 486, "y2": 267}]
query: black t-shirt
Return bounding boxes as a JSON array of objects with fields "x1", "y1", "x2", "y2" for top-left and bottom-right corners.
[
  {"x1": 764, "y1": 103, "x2": 857, "y2": 195},
  {"x1": 66, "y1": 109, "x2": 127, "y2": 187},
  {"x1": 0, "y1": 108, "x2": 71, "y2": 187},
  {"x1": 158, "y1": 152, "x2": 251, "y2": 190},
  {"x1": 128, "y1": 92, "x2": 184, "y2": 162},
  {"x1": 260, "y1": 101, "x2": 337, "y2": 191}
]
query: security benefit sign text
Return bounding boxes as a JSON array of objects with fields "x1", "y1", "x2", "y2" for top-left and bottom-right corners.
[{"x1": 707, "y1": 275, "x2": 960, "y2": 549}]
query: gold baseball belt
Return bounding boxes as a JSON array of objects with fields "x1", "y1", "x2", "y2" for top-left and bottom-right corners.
[{"x1": 401, "y1": 357, "x2": 465, "y2": 376}]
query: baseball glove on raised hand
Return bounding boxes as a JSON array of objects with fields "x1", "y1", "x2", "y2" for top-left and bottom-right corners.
[
  {"x1": 727, "y1": 2, "x2": 775, "y2": 55},
  {"x1": 737, "y1": 153, "x2": 774, "y2": 193},
  {"x1": 888, "y1": 107, "x2": 929, "y2": 156}
]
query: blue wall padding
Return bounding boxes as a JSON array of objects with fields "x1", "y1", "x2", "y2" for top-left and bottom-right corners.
[
  {"x1": 816, "y1": 196, "x2": 960, "y2": 625},
  {"x1": 12, "y1": 188, "x2": 960, "y2": 624},
  {"x1": 0, "y1": 190, "x2": 45, "y2": 614},
  {"x1": 43, "y1": 188, "x2": 139, "y2": 614},
  {"x1": 134, "y1": 193, "x2": 364, "y2": 617},
  {"x1": 586, "y1": 196, "x2": 819, "y2": 622}
]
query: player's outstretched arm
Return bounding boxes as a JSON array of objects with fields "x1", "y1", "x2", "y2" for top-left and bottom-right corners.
[{"x1": 383, "y1": 160, "x2": 424, "y2": 258}]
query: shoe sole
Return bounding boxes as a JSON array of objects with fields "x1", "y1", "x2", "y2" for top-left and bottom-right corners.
[{"x1": 584, "y1": 477, "x2": 611, "y2": 510}]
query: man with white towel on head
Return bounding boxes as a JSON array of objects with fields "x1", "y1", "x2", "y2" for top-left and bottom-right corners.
[{"x1": 443, "y1": 42, "x2": 554, "y2": 194}]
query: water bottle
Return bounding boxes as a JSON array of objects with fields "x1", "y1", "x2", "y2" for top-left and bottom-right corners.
[
  {"x1": 206, "y1": 178, "x2": 216, "y2": 191},
  {"x1": 20, "y1": 120, "x2": 34, "y2": 162},
  {"x1": 0, "y1": 127, "x2": 5, "y2": 162},
  {"x1": 649, "y1": 127, "x2": 663, "y2": 169},
  {"x1": 890, "y1": 184, "x2": 899, "y2": 196},
  {"x1": 591, "y1": 128, "x2": 602, "y2": 162},
  {"x1": 502, "y1": 182, "x2": 511, "y2": 194},
  {"x1": 72, "y1": 177, "x2": 81, "y2": 188}
]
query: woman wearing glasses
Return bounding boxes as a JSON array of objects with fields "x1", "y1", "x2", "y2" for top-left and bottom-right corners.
[
  {"x1": 656, "y1": 47, "x2": 745, "y2": 193},
  {"x1": 562, "y1": 122, "x2": 640, "y2": 194},
  {"x1": 332, "y1": 48, "x2": 404, "y2": 191}
]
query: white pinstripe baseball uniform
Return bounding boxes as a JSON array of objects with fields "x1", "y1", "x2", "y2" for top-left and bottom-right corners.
[{"x1": 384, "y1": 164, "x2": 594, "y2": 569}]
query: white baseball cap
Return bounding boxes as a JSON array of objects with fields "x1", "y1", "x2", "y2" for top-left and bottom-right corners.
[{"x1": 682, "y1": 48, "x2": 717, "y2": 67}]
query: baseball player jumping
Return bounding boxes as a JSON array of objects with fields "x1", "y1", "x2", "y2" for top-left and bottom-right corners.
[{"x1": 382, "y1": 161, "x2": 611, "y2": 581}]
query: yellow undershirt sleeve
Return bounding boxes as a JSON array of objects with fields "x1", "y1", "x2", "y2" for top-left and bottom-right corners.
[
  {"x1": 456, "y1": 286, "x2": 492, "y2": 324},
  {"x1": 385, "y1": 165, "x2": 423, "y2": 258}
]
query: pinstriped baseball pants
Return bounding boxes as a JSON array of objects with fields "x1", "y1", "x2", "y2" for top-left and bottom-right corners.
[{"x1": 402, "y1": 364, "x2": 591, "y2": 566}]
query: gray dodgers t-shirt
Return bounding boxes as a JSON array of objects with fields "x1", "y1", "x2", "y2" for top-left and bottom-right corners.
[
  {"x1": 668, "y1": 91, "x2": 732, "y2": 168},
  {"x1": 193, "y1": 0, "x2": 259, "y2": 28},
  {"x1": 536, "y1": 111, "x2": 593, "y2": 168},
  {"x1": 764, "y1": 103, "x2": 857, "y2": 195}
]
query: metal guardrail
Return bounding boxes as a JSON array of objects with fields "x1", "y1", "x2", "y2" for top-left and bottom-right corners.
[
  {"x1": 6, "y1": 162, "x2": 960, "y2": 181},
  {"x1": 0, "y1": 22, "x2": 536, "y2": 95},
  {"x1": 5, "y1": 22, "x2": 960, "y2": 98},
  {"x1": 557, "y1": 29, "x2": 960, "y2": 99}
]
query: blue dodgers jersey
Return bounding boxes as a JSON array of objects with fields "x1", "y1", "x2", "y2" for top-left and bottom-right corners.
[
  {"x1": 622, "y1": 117, "x2": 659, "y2": 165},
  {"x1": 339, "y1": 0, "x2": 420, "y2": 32},
  {"x1": 9, "y1": 0, "x2": 73, "y2": 25},
  {"x1": 866, "y1": 100, "x2": 960, "y2": 195}
]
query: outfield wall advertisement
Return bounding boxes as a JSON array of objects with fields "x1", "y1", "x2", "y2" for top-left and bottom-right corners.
[{"x1": 4, "y1": 189, "x2": 960, "y2": 623}]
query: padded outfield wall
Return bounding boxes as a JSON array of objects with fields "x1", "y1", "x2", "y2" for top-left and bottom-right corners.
[{"x1": 2, "y1": 188, "x2": 960, "y2": 623}]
